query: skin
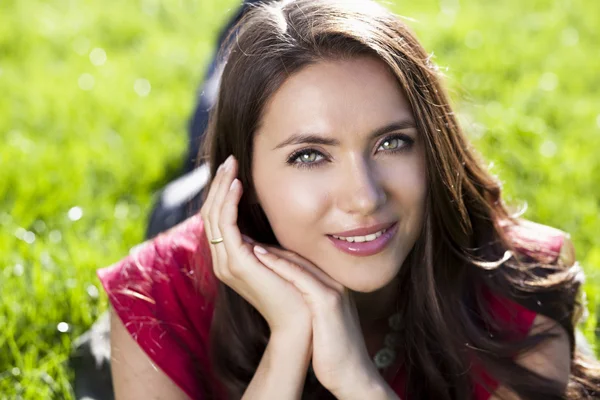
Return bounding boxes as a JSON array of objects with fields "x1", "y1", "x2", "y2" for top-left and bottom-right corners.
[
  {"x1": 202, "y1": 55, "x2": 428, "y2": 397},
  {"x1": 108, "y1": 56, "x2": 571, "y2": 399},
  {"x1": 252, "y1": 56, "x2": 427, "y2": 327},
  {"x1": 248, "y1": 55, "x2": 570, "y2": 395}
]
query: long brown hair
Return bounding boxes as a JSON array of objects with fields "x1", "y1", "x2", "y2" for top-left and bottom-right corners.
[{"x1": 197, "y1": 0, "x2": 600, "y2": 398}]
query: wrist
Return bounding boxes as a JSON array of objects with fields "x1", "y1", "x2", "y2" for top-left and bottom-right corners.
[
  {"x1": 268, "y1": 327, "x2": 312, "y2": 363},
  {"x1": 242, "y1": 327, "x2": 312, "y2": 400},
  {"x1": 270, "y1": 324, "x2": 311, "y2": 346},
  {"x1": 361, "y1": 375, "x2": 399, "y2": 400}
]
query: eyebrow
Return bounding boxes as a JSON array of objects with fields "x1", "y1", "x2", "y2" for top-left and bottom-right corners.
[{"x1": 272, "y1": 119, "x2": 417, "y2": 150}]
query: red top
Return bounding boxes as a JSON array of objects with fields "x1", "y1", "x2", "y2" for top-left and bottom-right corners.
[{"x1": 97, "y1": 214, "x2": 566, "y2": 399}]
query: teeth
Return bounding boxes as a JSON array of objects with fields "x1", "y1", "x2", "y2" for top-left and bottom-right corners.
[{"x1": 332, "y1": 229, "x2": 386, "y2": 243}]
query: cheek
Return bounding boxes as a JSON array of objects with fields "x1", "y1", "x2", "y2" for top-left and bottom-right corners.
[
  {"x1": 385, "y1": 157, "x2": 427, "y2": 200},
  {"x1": 254, "y1": 167, "x2": 331, "y2": 245},
  {"x1": 401, "y1": 172, "x2": 427, "y2": 205},
  {"x1": 384, "y1": 159, "x2": 428, "y2": 235}
]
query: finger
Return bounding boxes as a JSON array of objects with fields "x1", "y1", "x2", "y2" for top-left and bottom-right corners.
[
  {"x1": 218, "y1": 178, "x2": 248, "y2": 279},
  {"x1": 201, "y1": 158, "x2": 231, "y2": 281},
  {"x1": 209, "y1": 155, "x2": 237, "y2": 241},
  {"x1": 200, "y1": 160, "x2": 226, "y2": 238},
  {"x1": 206, "y1": 157, "x2": 234, "y2": 266},
  {"x1": 253, "y1": 245, "x2": 343, "y2": 309},
  {"x1": 218, "y1": 182, "x2": 297, "y2": 295},
  {"x1": 202, "y1": 164, "x2": 222, "y2": 216},
  {"x1": 260, "y1": 245, "x2": 344, "y2": 291},
  {"x1": 220, "y1": 177, "x2": 244, "y2": 243}
]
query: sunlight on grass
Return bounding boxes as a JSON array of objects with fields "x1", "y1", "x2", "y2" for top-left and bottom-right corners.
[{"x1": 1, "y1": 0, "x2": 599, "y2": 397}]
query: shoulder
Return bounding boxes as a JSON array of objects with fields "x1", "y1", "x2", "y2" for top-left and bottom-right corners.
[
  {"x1": 477, "y1": 289, "x2": 571, "y2": 400},
  {"x1": 500, "y1": 218, "x2": 585, "y2": 329},
  {"x1": 97, "y1": 213, "x2": 218, "y2": 319},
  {"x1": 488, "y1": 313, "x2": 571, "y2": 400},
  {"x1": 496, "y1": 218, "x2": 582, "y2": 352},
  {"x1": 519, "y1": 313, "x2": 571, "y2": 382},
  {"x1": 109, "y1": 305, "x2": 193, "y2": 399},
  {"x1": 483, "y1": 219, "x2": 577, "y2": 399},
  {"x1": 98, "y1": 214, "x2": 220, "y2": 399},
  {"x1": 500, "y1": 218, "x2": 576, "y2": 267}
]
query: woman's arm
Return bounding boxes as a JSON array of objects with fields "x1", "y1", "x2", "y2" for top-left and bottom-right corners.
[
  {"x1": 490, "y1": 314, "x2": 571, "y2": 400},
  {"x1": 242, "y1": 326, "x2": 313, "y2": 400},
  {"x1": 111, "y1": 303, "x2": 313, "y2": 400},
  {"x1": 109, "y1": 306, "x2": 191, "y2": 400}
]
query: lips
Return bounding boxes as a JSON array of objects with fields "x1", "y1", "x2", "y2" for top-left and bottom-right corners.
[
  {"x1": 327, "y1": 221, "x2": 399, "y2": 257},
  {"x1": 329, "y1": 221, "x2": 397, "y2": 237}
]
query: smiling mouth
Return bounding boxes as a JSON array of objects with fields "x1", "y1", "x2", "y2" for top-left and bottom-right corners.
[
  {"x1": 326, "y1": 222, "x2": 399, "y2": 257},
  {"x1": 330, "y1": 226, "x2": 391, "y2": 243}
]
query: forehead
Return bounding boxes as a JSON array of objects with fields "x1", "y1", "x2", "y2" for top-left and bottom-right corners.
[{"x1": 256, "y1": 56, "x2": 414, "y2": 141}]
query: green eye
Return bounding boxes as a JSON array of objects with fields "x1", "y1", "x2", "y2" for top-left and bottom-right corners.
[
  {"x1": 287, "y1": 149, "x2": 326, "y2": 170},
  {"x1": 380, "y1": 137, "x2": 401, "y2": 150},
  {"x1": 376, "y1": 134, "x2": 415, "y2": 153},
  {"x1": 298, "y1": 152, "x2": 318, "y2": 163}
]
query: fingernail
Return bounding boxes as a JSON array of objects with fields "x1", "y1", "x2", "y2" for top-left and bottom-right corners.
[
  {"x1": 241, "y1": 234, "x2": 254, "y2": 243},
  {"x1": 253, "y1": 245, "x2": 267, "y2": 254},
  {"x1": 229, "y1": 179, "x2": 238, "y2": 191},
  {"x1": 224, "y1": 155, "x2": 234, "y2": 171}
]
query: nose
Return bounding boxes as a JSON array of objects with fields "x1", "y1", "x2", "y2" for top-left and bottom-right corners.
[{"x1": 336, "y1": 156, "x2": 387, "y2": 216}]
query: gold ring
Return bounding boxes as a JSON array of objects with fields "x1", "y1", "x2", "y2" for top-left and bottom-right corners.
[{"x1": 210, "y1": 237, "x2": 224, "y2": 244}]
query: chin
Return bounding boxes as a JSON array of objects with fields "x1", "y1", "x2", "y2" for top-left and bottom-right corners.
[{"x1": 338, "y1": 270, "x2": 398, "y2": 293}]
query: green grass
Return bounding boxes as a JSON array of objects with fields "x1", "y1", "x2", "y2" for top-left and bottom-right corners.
[{"x1": 1, "y1": 0, "x2": 598, "y2": 398}]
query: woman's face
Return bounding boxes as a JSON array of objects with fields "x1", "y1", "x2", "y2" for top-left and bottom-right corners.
[{"x1": 252, "y1": 56, "x2": 427, "y2": 293}]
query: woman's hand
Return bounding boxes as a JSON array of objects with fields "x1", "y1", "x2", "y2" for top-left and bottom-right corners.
[
  {"x1": 252, "y1": 244, "x2": 393, "y2": 399},
  {"x1": 199, "y1": 155, "x2": 312, "y2": 337},
  {"x1": 200, "y1": 155, "x2": 394, "y2": 399}
]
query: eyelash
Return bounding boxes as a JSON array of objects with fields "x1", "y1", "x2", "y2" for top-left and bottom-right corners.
[{"x1": 285, "y1": 133, "x2": 415, "y2": 170}]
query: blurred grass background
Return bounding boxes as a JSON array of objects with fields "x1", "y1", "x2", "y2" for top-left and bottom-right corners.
[{"x1": 0, "y1": 0, "x2": 598, "y2": 398}]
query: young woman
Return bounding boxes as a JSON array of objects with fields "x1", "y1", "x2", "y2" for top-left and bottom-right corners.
[{"x1": 97, "y1": 0, "x2": 600, "y2": 398}]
